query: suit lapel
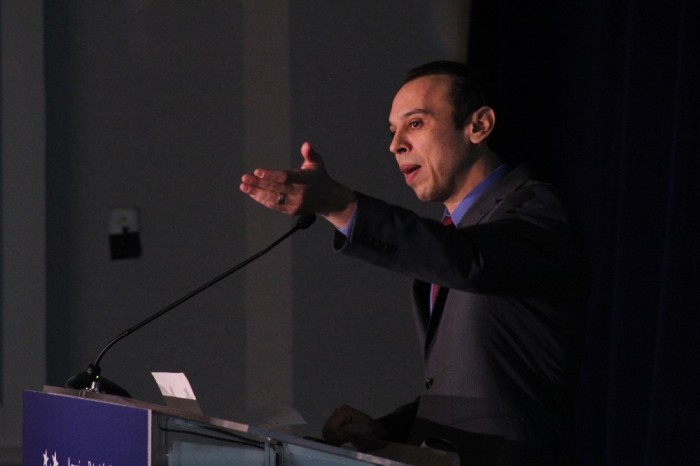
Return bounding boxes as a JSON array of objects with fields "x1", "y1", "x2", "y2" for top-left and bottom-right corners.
[
  {"x1": 412, "y1": 281, "x2": 430, "y2": 347},
  {"x1": 459, "y1": 164, "x2": 533, "y2": 227},
  {"x1": 424, "y1": 287, "x2": 449, "y2": 353},
  {"x1": 413, "y1": 280, "x2": 449, "y2": 355},
  {"x1": 418, "y1": 164, "x2": 533, "y2": 355}
]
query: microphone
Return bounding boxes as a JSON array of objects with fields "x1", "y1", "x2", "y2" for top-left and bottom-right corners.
[{"x1": 65, "y1": 214, "x2": 317, "y2": 397}]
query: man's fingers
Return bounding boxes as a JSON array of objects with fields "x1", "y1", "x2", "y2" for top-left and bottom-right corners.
[
  {"x1": 322, "y1": 405, "x2": 377, "y2": 441},
  {"x1": 241, "y1": 169, "x2": 290, "y2": 192},
  {"x1": 239, "y1": 174, "x2": 304, "y2": 215},
  {"x1": 322, "y1": 405, "x2": 354, "y2": 444},
  {"x1": 253, "y1": 168, "x2": 289, "y2": 183}
]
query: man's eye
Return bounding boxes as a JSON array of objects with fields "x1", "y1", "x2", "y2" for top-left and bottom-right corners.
[{"x1": 409, "y1": 120, "x2": 422, "y2": 129}]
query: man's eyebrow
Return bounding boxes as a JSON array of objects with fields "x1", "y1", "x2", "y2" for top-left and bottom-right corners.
[
  {"x1": 388, "y1": 108, "x2": 433, "y2": 128},
  {"x1": 402, "y1": 108, "x2": 432, "y2": 118}
]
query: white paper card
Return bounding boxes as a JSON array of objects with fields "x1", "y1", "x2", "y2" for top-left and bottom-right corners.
[{"x1": 151, "y1": 372, "x2": 197, "y2": 400}]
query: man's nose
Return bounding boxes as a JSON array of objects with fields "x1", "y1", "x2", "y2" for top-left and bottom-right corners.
[{"x1": 390, "y1": 131, "x2": 408, "y2": 154}]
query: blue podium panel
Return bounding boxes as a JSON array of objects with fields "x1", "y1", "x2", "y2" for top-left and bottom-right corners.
[{"x1": 23, "y1": 391, "x2": 150, "y2": 466}]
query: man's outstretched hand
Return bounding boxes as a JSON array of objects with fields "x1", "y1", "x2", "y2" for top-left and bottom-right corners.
[{"x1": 239, "y1": 142, "x2": 356, "y2": 229}]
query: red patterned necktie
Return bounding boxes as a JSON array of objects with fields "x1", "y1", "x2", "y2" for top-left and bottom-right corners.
[{"x1": 430, "y1": 214, "x2": 454, "y2": 310}]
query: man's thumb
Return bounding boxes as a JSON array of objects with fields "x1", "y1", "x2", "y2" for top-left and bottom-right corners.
[{"x1": 300, "y1": 141, "x2": 322, "y2": 167}]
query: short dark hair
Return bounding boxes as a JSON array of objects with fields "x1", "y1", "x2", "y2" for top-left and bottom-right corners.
[{"x1": 404, "y1": 61, "x2": 488, "y2": 129}]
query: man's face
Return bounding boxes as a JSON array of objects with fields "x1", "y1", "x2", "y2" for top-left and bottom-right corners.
[{"x1": 388, "y1": 75, "x2": 476, "y2": 207}]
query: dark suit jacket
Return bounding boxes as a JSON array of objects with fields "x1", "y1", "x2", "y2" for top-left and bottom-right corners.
[{"x1": 334, "y1": 165, "x2": 589, "y2": 465}]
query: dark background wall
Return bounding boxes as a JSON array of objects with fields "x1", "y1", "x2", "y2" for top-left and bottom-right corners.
[{"x1": 35, "y1": 0, "x2": 467, "y2": 453}]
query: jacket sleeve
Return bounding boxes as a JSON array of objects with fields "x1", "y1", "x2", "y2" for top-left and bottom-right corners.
[{"x1": 333, "y1": 189, "x2": 588, "y2": 298}]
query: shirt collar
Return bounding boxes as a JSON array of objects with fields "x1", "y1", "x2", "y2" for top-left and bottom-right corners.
[{"x1": 447, "y1": 164, "x2": 508, "y2": 225}]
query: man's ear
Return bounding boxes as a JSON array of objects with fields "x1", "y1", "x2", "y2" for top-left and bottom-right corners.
[{"x1": 466, "y1": 106, "x2": 495, "y2": 144}]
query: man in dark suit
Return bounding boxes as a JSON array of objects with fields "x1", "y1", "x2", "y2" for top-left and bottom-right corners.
[{"x1": 240, "y1": 61, "x2": 589, "y2": 465}]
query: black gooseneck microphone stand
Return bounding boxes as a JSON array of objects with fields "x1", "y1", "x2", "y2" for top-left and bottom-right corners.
[{"x1": 65, "y1": 214, "x2": 317, "y2": 397}]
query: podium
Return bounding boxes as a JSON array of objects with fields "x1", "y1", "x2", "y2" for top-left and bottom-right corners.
[{"x1": 23, "y1": 387, "x2": 446, "y2": 466}]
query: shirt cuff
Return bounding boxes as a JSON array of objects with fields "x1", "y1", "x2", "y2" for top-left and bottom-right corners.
[{"x1": 336, "y1": 203, "x2": 358, "y2": 237}]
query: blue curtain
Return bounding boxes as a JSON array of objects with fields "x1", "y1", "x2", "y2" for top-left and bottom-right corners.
[{"x1": 468, "y1": 0, "x2": 700, "y2": 464}]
